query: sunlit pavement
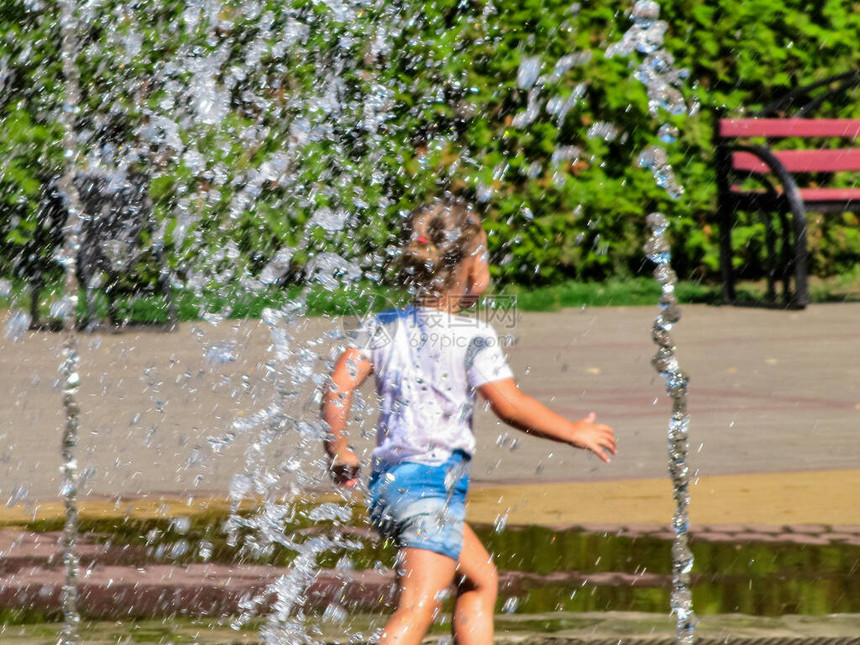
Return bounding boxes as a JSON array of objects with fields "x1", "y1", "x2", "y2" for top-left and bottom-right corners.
[{"x1": 2, "y1": 302, "x2": 857, "y2": 528}]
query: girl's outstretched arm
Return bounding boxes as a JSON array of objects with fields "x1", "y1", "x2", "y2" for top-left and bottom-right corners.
[
  {"x1": 322, "y1": 347, "x2": 373, "y2": 485},
  {"x1": 477, "y1": 378, "x2": 616, "y2": 462}
]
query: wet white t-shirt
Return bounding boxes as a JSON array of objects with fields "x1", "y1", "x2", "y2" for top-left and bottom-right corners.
[{"x1": 350, "y1": 305, "x2": 514, "y2": 466}]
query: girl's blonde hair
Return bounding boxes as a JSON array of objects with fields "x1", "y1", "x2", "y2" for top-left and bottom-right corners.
[{"x1": 400, "y1": 197, "x2": 483, "y2": 294}]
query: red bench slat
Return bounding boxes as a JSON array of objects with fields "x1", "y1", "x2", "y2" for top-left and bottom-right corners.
[
  {"x1": 733, "y1": 149, "x2": 860, "y2": 173},
  {"x1": 799, "y1": 188, "x2": 860, "y2": 202},
  {"x1": 720, "y1": 118, "x2": 860, "y2": 138},
  {"x1": 730, "y1": 186, "x2": 860, "y2": 202}
]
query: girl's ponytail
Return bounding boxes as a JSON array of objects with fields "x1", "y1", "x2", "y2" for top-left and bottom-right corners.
[
  {"x1": 400, "y1": 197, "x2": 482, "y2": 294},
  {"x1": 402, "y1": 234, "x2": 443, "y2": 284}
]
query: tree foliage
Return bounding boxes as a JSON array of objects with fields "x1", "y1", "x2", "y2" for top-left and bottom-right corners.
[{"x1": 1, "y1": 0, "x2": 858, "y2": 290}]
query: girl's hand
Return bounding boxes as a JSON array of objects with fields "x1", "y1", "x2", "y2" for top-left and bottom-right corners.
[
  {"x1": 478, "y1": 379, "x2": 617, "y2": 463},
  {"x1": 567, "y1": 413, "x2": 616, "y2": 463},
  {"x1": 329, "y1": 448, "x2": 360, "y2": 487}
]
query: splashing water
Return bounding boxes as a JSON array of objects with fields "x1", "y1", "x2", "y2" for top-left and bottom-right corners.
[
  {"x1": 646, "y1": 213, "x2": 696, "y2": 644},
  {"x1": 608, "y1": 2, "x2": 697, "y2": 643},
  {"x1": 183, "y1": 1, "x2": 403, "y2": 639}
]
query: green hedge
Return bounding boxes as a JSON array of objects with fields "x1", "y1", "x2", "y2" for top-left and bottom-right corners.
[{"x1": 1, "y1": 0, "x2": 858, "y2": 291}]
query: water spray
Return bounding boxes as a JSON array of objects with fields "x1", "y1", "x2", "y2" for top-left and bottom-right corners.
[
  {"x1": 56, "y1": 0, "x2": 85, "y2": 641},
  {"x1": 607, "y1": 1, "x2": 697, "y2": 642}
]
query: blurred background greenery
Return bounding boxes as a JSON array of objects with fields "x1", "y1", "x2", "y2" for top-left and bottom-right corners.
[{"x1": 1, "y1": 0, "x2": 858, "y2": 313}]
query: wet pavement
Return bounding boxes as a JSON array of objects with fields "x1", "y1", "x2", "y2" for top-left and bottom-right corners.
[
  {"x1": 3, "y1": 612, "x2": 860, "y2": 644},
  {"x1": 0, "y1": 612, "x2": 860, "y2": 645},
  {"x1": 1, "y1": 518, "x2": 859, "y2": 642}
]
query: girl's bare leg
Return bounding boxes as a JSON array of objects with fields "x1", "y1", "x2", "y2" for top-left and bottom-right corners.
[
  {"x1": 452, "y1": 523, "x2": 498, "y2": 645},
  {"x1": 379, "y1": 547, "x2": 458, "y2": 645}
]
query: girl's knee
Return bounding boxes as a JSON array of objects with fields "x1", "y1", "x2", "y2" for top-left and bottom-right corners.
[
  {"x1": 396, "y1": 596, "x2": 442, "y2": 627},
  {"x1": 459, "y1": 561, "x2": 498, "y2": 599}
]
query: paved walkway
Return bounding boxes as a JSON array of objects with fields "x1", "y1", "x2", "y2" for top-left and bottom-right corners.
[{"x1": 1, "y1": 302, "x2": 858, "y2": 526}]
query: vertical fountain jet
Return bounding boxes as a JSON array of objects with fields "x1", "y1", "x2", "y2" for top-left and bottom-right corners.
[
  {"x1": 608, "y1": 2, "x2": 696, "y2": 642},
  {"x1": 56, "y1": 1, "x2": 85, "y2": 642},
  {"x1": 646, "y1": 212, "x2": 696, "y2": 645}
]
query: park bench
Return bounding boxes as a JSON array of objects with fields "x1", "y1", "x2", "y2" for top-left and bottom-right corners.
[
  {"x1": 27, "y1": 170, "x2": 177, "y2": 330},
  {"x1": 715, "y1": 70, "x2": 860, "y2": 308}
]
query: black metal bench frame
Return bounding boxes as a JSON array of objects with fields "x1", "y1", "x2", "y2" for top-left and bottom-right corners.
[{"x1": 714, "y1": 71, "x2": 860, "y2": 309}]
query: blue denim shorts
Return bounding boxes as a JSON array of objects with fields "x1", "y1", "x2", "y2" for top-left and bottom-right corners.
[{"x1": 368, "y1": 451, "x2": 471, "y2": 561}]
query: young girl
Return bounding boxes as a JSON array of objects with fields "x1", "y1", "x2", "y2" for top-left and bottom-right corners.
[{"x1": 321, "y1": 198, "x2": 616, "y2": 645}]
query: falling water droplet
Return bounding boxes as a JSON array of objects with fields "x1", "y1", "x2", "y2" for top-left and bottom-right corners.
[
  {"x1": 657, "y1": 124, "x2": 679, "y2": 143},
  {"x1": 4, "y1": 311, "x2": 32, "y2": 341},
  {"x1": 517, "y1": 56, "x2": 542, "y2": 89}
]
